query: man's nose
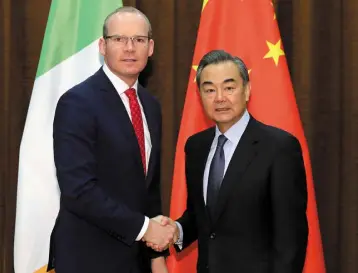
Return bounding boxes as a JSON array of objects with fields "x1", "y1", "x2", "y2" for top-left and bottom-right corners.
[
  {"x1": 124, "y1": 38, "x2": 135, "y2": 51},
  {"x1": 214, "y1": 90, "x2": 225, "y2": 102}
]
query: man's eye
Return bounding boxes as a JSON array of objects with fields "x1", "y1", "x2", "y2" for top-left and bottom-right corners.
[
  {"x1": 114, "y1": 37, "x2": 123, "y2": 42},
  {"x1": 136, "y1": 38, "x2": 145, "y2": 43}
]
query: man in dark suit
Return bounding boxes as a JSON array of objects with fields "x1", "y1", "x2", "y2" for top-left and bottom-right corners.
[
  {"x1": 48, "y1": 7, "x2": 174, "y2": 273},
  {"x1": 156, "y1": 50, "x2": 308, "y2": 273}
]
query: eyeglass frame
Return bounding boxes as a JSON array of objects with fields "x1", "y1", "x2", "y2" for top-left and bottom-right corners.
[{"x1": 103, "y1": 34, "x2": 151, "y2": 46}]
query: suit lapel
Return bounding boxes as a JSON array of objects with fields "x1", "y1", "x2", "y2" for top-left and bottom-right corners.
[
  {"x1": 211, "y1": 118, "x2": 260, "y2": 225},
  {"x1": 191, "y1": 128, "x2": 216, "y2": 223},
  {"x1": 137, "y1": 86, "x2": 159, "y2": 187},
  {"x1": 96, "y1": 68, "x2": 145, "y2": 179}
]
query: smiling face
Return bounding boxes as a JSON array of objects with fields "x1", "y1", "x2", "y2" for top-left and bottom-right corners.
[
  {"x1": 99, "y1": 11, "x2": 154, "y2": 86},
  {"x1": 199, "y1": 61, "x2": 250, "y2": 133}
]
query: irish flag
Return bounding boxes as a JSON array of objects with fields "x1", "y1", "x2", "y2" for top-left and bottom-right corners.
[{"x1": 14, "y1": 1, "x2": 122, "y2": 272}]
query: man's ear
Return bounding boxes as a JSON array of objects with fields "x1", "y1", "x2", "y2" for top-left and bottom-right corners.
[
  {"x1": 244, "y1": 82, "x2": 251, "y2": 102},
  {"x1": 99, "y1": 37, "x2": 106, "y2": 56},
  {"x1": 148, "y1": 39, "x2": 154, "y2": 57}
]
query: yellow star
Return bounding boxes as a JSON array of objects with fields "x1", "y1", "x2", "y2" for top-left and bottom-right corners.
[
  {"x1": 202, "y1": 0, "x2": 209, "y2": 11},
  {"x1": 263, "y1": 40, "x2": 285, "y2": 66},
  {"x1": 192, "y1": 65, "x2": 198, "y2": 82}
]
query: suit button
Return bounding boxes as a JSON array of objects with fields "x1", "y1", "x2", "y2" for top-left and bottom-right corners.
[{"x1": 210, "y1": 233, "x2": 216, "y2": 239}]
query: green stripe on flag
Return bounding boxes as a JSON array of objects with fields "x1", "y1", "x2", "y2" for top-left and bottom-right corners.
[{"x1": 36, "y1": 0, "x2": 123, "y2": 78}]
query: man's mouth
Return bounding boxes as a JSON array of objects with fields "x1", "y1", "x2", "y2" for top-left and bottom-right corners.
[
  {"x1": 215, "y1": 108, "x2": 230, "y2": 112},
  {"x1": 122, "y1": 59, "x2": 136, "y2": 62}
]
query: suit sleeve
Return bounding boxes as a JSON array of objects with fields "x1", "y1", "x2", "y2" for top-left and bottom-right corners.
[
  {"x1": 270, "y1": 134, "x2": 308, "y2": 273},
  {"x1": 53, "y1": 91, "x2": 144, "y2": 246},
  {"x1": 175, "y1": 138, "x2": 199, "y2": 251},
  {"x1": 142, "y1": 104, "x2": 169, "y2": 259}
]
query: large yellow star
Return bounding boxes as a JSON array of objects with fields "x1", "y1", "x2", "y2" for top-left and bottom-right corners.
[
  {"x1": 202, "y1": 0, "x2": 209, "y2": 11},
  {"x1": 263, "y1": 40, "x2": 285, "y2": 66}
]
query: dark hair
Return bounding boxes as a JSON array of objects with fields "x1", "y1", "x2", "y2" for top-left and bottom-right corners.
[{"x1": 196, "y1": 50, "x2": 249, "y2": 87}]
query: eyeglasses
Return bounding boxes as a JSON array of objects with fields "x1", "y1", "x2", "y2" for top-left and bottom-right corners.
[{"x1": 104, "y1": 35, "x2": 150, "y2": 46}]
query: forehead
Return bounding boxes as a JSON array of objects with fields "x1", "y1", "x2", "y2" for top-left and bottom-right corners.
[
  {"x1": 107, "y1": 12, "x2": 149, "y2": 35},
  {"x1": 201, "y1": 61, "x2": 242, "y2": 84}
]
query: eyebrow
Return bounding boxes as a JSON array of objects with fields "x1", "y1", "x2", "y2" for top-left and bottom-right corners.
[
  {"x1": 201, "y1": 78, "x2": 236, "y2": 87},
  {"x1": 223, "y1": 78, "x2": 236, "y2": 84},
  {"x1": 201, "y1": 81, "x2": 214, "y2": 87}
]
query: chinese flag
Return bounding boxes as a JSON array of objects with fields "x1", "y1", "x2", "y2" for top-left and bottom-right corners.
[{"x1": 167, "y1": 0, "x2": 326, "y2": 273}]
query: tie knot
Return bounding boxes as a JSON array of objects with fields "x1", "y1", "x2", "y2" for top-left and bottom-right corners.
[
  {"x1": 125, "y1": 88, "x2": 137, "y2": 100},
  {"x1": 217, "y1": 135, "x2": 227, "y2": 148}
]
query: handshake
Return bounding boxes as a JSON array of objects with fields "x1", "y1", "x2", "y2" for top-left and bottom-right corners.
[{"x1": 142, "y1": 215, "x2": 179, "y2": 252}]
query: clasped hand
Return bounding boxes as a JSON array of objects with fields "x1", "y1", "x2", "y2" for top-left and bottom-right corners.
[{"x1": 142, "y1": 215, "x2": 178, "y2": 252}]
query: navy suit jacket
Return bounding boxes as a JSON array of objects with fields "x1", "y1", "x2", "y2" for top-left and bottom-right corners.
[{"x1": 48, "y1": 68, "x2": 164, "y2": 273}]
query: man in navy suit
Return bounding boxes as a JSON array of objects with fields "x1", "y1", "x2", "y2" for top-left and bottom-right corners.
[
  {"x1": 155, "y1": 50, "x2": 308, "y2": 273},
  {"x1": 48, "y1": 6, "x2": 174, "y2": 273}
]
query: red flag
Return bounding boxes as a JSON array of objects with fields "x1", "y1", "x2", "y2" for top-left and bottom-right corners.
[{"x1": 167, "y1": 0, "x2": 326, "y2": 273}]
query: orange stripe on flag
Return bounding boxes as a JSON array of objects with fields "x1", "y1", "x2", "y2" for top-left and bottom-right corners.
[
  {"x1": 167, "y1": 0, "x2": 326, "y2": 273},
  {"x1": 35, "y1": 265, "x2": 55, "y2": 273}
]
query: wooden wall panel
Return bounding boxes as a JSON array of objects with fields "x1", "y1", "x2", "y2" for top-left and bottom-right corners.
[{"x1": 2, "y1": 1, "x2": 358, "y2": 273}]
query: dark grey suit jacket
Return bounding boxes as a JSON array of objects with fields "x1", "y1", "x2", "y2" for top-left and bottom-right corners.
[{"x1": 177, "y1": 117, "x2": 308, "y2": 273}]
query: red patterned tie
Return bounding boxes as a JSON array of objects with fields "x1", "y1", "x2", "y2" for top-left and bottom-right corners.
[{"x1": 125, "y1": 88, "x2": 146, "y2": 174}]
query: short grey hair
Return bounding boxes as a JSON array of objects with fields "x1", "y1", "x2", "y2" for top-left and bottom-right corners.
[
  {"x1": 102, "y1": 6, "x2": 152, "y2": 38},
  {"x1": 196, "y1": 50, "x2": 249, "y2": 88}
]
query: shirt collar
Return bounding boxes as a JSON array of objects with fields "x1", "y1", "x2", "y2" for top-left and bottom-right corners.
[
  {"x1": 103, "y1": 62, "x2": 138, "y2": 95},
  {"x1": 213, "y1": 109, "x2": 250, "y2": 148}
]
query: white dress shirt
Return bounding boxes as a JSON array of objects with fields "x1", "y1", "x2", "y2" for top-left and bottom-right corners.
[
  {"x1": 203, "y1": 110, "x2": 250, "y2": 203},
  {"x1": 176, "y1": 110, "x2": 250, "y2": 246},
  {"x1": 103, "y1": 63, "x2": 150, "y2": 241}
]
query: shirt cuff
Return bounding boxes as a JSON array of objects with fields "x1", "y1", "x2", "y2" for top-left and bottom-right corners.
[
  {"x1": 175, "y1": 221, "x2": 184, "y2": 249},
  {"x1": 136, "y1": 216, "x2": 149, "y2": 241}
]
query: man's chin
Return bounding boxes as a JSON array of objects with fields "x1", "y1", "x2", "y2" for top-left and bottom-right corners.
[
  {"x1": 119, "y1": 70, "x2": 141, "y2": 79},
  {"x1": 123, "y1": 68, "x2": 141, "y2": 75},
  {"x1": 213, "y1": 116, "x2": 233, "y2": 124}
]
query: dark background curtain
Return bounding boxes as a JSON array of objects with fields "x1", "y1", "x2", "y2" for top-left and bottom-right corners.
[{"x1": 1, "y1": 0, "x2": 357, "y2": 272}]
